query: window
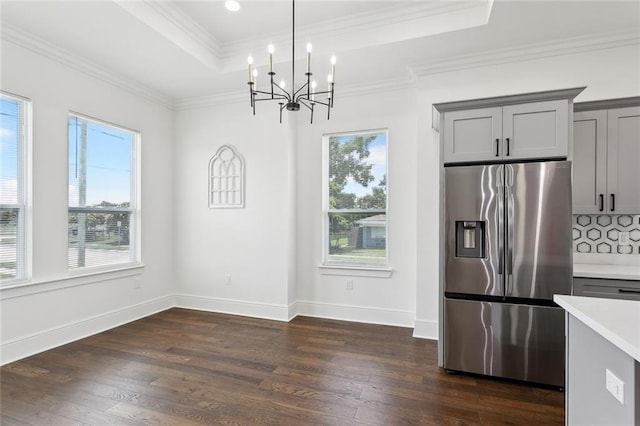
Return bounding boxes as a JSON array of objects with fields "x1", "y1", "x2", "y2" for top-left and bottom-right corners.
[
  {"x1": 68, "y1": 114, "x2": 140, "y2": 270},
  {"x1": 323, "y1": 130, "x2": 388, "y2": 267},
  {"x1": 0, "y1": 92, "x2": 30, "y2": 283}
]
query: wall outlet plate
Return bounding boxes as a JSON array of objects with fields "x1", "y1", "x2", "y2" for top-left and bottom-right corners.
[{"x1": 606, "y1": 368, "x2": 624, "y2": 404}]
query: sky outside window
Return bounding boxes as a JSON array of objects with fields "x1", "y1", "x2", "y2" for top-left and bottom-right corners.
[
  {"x1": 1, "y1": 98, "x2": 20, "y2": 205},
  {"x1": 68, "y1": 118, "x2": 132, "y2": 207}
]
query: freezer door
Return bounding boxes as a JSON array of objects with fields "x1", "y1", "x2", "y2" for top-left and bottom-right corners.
[
  {"x1": 445, "y1": 164, "x2": 503, "y2": 296},
  {"x1": 505, "y1": 161, "x2": 573, "y2": 299},
  {"x1": 444, "y1": 298, "x2": 565, "y2": 387}
]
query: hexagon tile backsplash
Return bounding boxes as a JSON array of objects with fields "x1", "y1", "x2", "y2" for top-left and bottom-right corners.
[{"x1": 573, "y1": 215, "x2": 640, "y2": 254}]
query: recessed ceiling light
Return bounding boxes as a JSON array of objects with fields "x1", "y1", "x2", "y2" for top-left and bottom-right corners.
[{"x1": 225, "y1": 1, "x2": 240, "y2": 12}]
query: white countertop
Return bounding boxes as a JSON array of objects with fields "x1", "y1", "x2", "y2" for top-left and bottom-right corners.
[
  {"x1": 574, "y1": 253, "x2": 640, "y2": 280},
  {"x1": 554, "y1": 295, "x2": 640, "y2": 362}
]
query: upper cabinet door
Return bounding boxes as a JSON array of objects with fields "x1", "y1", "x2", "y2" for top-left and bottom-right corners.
[
  {"x1": 573, "y1": 110, "x2": 607, "y2": 214},
  {"x1": 502, "y1": 100, "x2": 569, "y2": 161},
  {"x1": 607, "y1": 106, "x2": 640, "y2": 214},
  {"x1": 443, "y1": 107, "x2": 502, "y2": 164}
]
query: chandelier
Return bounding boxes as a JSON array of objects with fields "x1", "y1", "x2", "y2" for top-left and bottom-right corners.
[{"x1": 247, "y1": 0, "x2": 335, "y2": 124}]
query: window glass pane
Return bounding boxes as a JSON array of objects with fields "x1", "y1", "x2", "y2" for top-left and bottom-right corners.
[
  {"x1": 328, "y1": 133, "x2": 387, "y2": 210},
  {"x1": 68, "y1": 115, "x2": 137, "y2": 270},
  {"x1": 68, "y1": 211, "x2": 131, "y2": 269},
  {"x1": 1, "y1": 98, "x2": 21, "y2": 205},
  {"x1": 1, "y1": 94, "x2": 26, "y2": 282},
  {"x1": 328, "y1": 212, "x2": 386, "y2": 265},
  {"x1": 68, "y1": 118, "x2": 132, "y2": 208},
  {"x1": 0, "y1": 209, "x2": 18, "y2": 280}
]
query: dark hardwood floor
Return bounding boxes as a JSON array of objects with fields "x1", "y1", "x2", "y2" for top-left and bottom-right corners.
[{"x1": 1, "y1": 308, "x2": 564, "y2": 425}]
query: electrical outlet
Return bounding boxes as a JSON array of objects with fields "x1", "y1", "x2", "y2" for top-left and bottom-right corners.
[
  {"x1": 606, "y1": 369, "x2": 624, "y2": 404},
  {"x1": 619, "y1": 232, "x2": 630, "y2": 246},
  {"x1": 133, "y1": 278, "x2": 141, "y2": 290},
  {"x1": 346, "y1": 279, "x2": 353, "y2": 290},
  {"x1": 225, "y1": 274, "x2": 232, "y2": 285}
]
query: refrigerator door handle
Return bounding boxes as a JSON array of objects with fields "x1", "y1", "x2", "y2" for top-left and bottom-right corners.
[
  {"x1": 505, "y1": 165, "x2": 514, "y2": 296},
  {"x1": 498, "y1": 187, "x2": 504, "y2": 277}
]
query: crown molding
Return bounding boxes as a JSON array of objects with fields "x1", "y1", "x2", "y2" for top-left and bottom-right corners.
[
  {"x1": 174, "y1": 76, "x2": 417, "y2": 112},
  {"x1": 114, "y1": 0, "x2": 221, "y2": 71},
  {"x1": 1, "y1": 24, "x2": 173, "y2": 108},
  {"x1": 220, "y1": 1, "x2": 493, "y2": 64},
  {"x1": 174, "y1": 90, "x2": 247, "y2": 111},
  {"x1": 410, "y1": 28, "x2": 640, "y2": 78}
]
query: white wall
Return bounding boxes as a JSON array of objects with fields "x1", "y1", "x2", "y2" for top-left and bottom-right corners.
[
  {"x1": 173, "y1": 101, "x2": 295, "y2": 320},
  {"x1": 294, "y1": 87, "x2": 419, "y2": 328},
  {"x1": 415, "y1": 45, "x2": 640, "y2": 342},
  {"x1": 0, "y1": 40, "x2": 175, "y2": 364}
]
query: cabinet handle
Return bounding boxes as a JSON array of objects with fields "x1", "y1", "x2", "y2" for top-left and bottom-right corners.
[
  {"x1": 618, "y1": 288, "x2": 640, "y2": 295},
  {"x1": 495, "y1": 139, "x2": 499, "y2": 157},
  {"x1": 599, "y1": 194, "x2": 604, "y2": 212},
  {"x1": 610, "y1": 194, "x2": 615, "y2": 212},
  {"x1": 506, "y1": 137, "x2": 510, "y2": 156}
]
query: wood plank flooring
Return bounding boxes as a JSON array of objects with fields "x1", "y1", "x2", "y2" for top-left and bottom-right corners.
[{"x1": 0, "y1": 309, "x2": 564, "y2": 425}]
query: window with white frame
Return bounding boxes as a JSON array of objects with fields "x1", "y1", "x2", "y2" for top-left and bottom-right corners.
[
  {"x1": 68, "y1": 113, "x2": 140, "y2": 270},
  {"x1": 323, "y1": 130, "x2": 388, "y2": 267},
  {"x1": 0, "y1": 92, "x2": 30, "y2": 283}
]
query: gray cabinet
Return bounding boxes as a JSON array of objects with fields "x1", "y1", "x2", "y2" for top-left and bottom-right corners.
[
  {"x1": 573, "y1": 277, "x2": 640, "y2": 301},
  {"x1": 573, "y1": 102, "x2": 640, "y2": 214},
  {"x1": 435, "y1": 88, "x2": 583, "y2": 165}
]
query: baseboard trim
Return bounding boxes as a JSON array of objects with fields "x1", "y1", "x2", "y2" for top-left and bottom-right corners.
[
  {"x1": 1, "y1": 295, "x2": 428, "y2": 365},
  {"x1": 174, "y1": 294, "x2": 290, "y2": 322},
  {"x1": 0, "y1": 294, "x2": 174, "y2": 365},
  {"x1": 413, "y1": 318, "x2": 439, "y2": 340},
  {"x1": 295, "y1": 300, "x2": 414, "y2": 328}
]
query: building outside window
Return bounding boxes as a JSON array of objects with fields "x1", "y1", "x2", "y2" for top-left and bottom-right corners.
[
  {"x1": 0, "y1": 92, "x2": 30, "y2": 283},
  {"x1": 68, "y1": 113, "x2": 140, "y2": 270},
  {"x1": 323, "y1": 129, "x2": 388, "y2": 267}
]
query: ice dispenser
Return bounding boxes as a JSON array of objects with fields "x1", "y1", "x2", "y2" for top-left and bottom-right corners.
[{"x1": 455, "y1": 221, "x2": 485, "y2": 258}]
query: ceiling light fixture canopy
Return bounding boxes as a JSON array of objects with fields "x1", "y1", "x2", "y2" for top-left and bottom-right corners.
[
  {"x1": 225, "y1": 1, "x2": 240, "y2": 12},
  {"x1": 247, "y1": 0, "x2": 335, "y2": 124}
]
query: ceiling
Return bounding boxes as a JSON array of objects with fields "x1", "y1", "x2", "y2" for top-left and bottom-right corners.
[{"x1": 1, "y1": 1, "x2": 639, "y2": 105}]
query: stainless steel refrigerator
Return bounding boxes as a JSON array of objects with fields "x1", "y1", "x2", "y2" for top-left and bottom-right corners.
[{"x1": 443, "y1": 160, "x2": 572, "y2": 388}]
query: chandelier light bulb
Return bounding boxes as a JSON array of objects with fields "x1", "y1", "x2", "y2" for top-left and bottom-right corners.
[
  {"x1": 306, "y1": 43, "x2": 312, "y2": 74},
  {"x1": 268, "y1": 44, "x2": 274, "y2": 73},
  {"x1": 280, "y1": 80, "x2": 286, "y2": 89},
  {"x1": 306, "y1": 43, "x2": 312, "y2": 53},
  {"x1": 330, "y1": 55, "x2": 336, "y2": 82},
  {"x1": 247, "y1": 56, "x2": 253, "y2": 82}
]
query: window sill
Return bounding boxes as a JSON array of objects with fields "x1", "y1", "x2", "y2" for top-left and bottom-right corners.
[
  {"x1": 318, "y1": 264, "x2": 393, "y2": 278},
  {"x1": 0, "y1": 263, "x2": 145, "y2": 300}
]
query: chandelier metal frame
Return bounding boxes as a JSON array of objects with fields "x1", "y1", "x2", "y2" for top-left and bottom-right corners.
[{"x1": 247, "y1": 0, "x2": 335, "y2": 124}]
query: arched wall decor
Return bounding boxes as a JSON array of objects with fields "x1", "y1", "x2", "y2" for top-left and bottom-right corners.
[{"x1": 208, "y1": 144, "x2": 245, "y2": 208}]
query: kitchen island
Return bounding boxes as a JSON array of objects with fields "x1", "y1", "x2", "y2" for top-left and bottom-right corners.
[{"x1": 554, "y1": 295, "x2": 640, "y2": 425}]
